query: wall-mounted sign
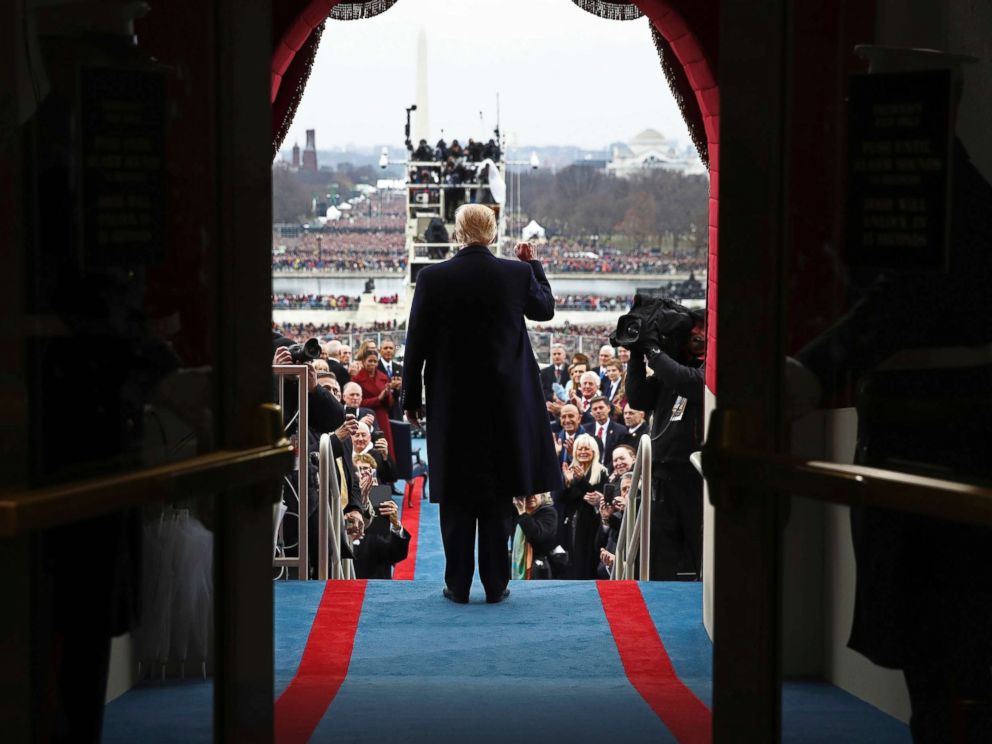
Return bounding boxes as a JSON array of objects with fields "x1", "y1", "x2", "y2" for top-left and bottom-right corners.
[
  {"x1": 79, "y1": 66, "x2": 165, "y2": 267},
  {"x1": 846, "y1": 70, "x2": 952, "y2": 271}
]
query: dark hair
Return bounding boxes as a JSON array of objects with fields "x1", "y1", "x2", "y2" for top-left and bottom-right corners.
[
  {"x1": 589, "y1": 395, "x2": 610, "y2": 408},
  {"x1": 614, "y1": 444, "x2": 637, "y2": 459},
  {"x1": 571, "y1": 352, "x2": 590, "y2": 366},
  {"x1": 360, "y1": 349, "x2": 379, "y2": 361}
]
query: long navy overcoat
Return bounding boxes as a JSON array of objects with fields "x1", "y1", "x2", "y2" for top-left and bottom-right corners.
[{"x1": 401, "y1": 244, "x2": 564, "y2": 503}]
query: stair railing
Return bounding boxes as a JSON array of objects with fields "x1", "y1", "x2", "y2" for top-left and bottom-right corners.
[
  {"x1": 317, "y1": 433, "x2": 342, "y2": 580},
  {"x1": 272, "y1": 365, "x2": 310, "y2": 579},
  {"x1": 612, "y1": 434, "x2": 652, "y2": 580}
]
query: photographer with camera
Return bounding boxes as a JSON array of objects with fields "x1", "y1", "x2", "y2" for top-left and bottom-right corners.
[
  {"x1": 348, "y1": 454, "x2": 410, "y2": 579},
  {"x1": 597, "y1": 471, "x2": 634, "y2": 578},
  {"x1": 619, "y1": 300, "x2": 705, "y2": 581},
  {"x1": 273, "y1": 333, "x2": 365, "y2": 577}
]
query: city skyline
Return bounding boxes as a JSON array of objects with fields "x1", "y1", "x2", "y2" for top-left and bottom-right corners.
[{"x1": 283, "y1": 0, "x2": 692, "y2": 151}]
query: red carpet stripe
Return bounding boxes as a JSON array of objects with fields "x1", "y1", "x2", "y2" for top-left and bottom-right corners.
[
  {"x1": 275, "y1": 580, "x2": 367, "y2": 744},
  {"x1": 392, "y1": 478, "x2": 423, "y2": 580},
  {"x1": 598, "y1": 581, "x2": 712, "y2": 744}
]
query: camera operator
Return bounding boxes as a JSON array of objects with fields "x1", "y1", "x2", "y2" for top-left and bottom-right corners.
[{"x1": 624, "y1": 309, "x2": 705, "y2": 581}]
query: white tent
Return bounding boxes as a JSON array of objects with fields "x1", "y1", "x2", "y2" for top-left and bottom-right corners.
[{"x1": 522, "y1": 220, "x2": 546, "y2": 241}]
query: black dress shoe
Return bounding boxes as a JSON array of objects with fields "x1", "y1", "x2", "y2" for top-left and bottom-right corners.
[
  {"x1": 443, "y1": 587, "x2": 469, "y2": 604},
  {"x1": 486, "y1": 588, "x2": 510, "y2": 604}
]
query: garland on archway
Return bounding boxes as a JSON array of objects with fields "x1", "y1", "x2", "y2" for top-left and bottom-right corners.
[
  {"x1": 571, "y1": 1, "x2": 643, "y2": 21},
  {"x1": 273, "y1": 21, "x2": 326, "y2": 158},
  {"x1": 650, "y1": 25, "x2": 708, "y2": 167},
  {"x1": 329, "y1": 1, "x2": 398, "y2": 21}
]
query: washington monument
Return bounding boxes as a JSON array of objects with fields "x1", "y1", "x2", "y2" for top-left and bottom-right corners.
[{"x1": 413, "y1": 28, "x2": 430, "y2": 143}]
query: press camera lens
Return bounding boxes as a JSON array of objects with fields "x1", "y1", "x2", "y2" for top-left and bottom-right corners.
[{"x1": 288, "y1": 337, "x2": 322, "y2": 364}]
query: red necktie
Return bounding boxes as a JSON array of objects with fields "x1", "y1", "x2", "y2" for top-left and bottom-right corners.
[{"x1": 597, "y1": 425, "x2": 605, "y2": 444}]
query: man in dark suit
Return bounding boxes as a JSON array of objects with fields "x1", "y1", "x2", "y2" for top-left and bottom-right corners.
[
  {"x1": 601, "y1": 359, "x2": 623, "y2": 401},
  {"x1": 621, "y1": 404, "x2": 649, "y2": 450},
  {"x1": 377, "y1": 338, "x2": 404, "y2": 420},
  {"x1": 589, "y1": 345, "x2": 616, "y2": 382},
  {"x1": 322, "y1": 339, "x2": 351, "y2": 389},
  {"x1": 403, "y1": 204, "x2": 562, "y2": 604},
  {"x1": 351, "y1": 421, "x2": 397, "y2": 485},
  {"x1": 341, "y1": 382, "x2": 376, "y2": 428},
  {"x1": 583, "y1": 396, "x2": 628, "y2": 471},
  {"x1": 540, "y1": 343, "x2": 569, "y2": 402},
  {"x1": 555, "y1": 403, "x2": 584, "y2": 464}
]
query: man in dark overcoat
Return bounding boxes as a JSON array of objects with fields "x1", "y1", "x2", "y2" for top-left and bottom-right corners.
[{"x1": 402, "y1": 203, "x2": 563, "y2": 603}]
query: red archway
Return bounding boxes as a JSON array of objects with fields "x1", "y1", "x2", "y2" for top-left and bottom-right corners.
[{"x1": 270, "y1": 0, "x2": 720, "y2": 390}]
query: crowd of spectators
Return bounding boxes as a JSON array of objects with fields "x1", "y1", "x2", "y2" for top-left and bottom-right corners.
[
  {"x1": 272, "y1": 293, "x2": 401, "y2": 310},
  {"x1": 273, "y1": 335, "x2": 410, "y2": 581},
  {"x1": 408, "y1": 137, "x2": 502, "y2": 192},
  {"x1": 273, "y1": 231, "x2": 406, "y2": 273},
  {"x1": 542, "y1": 238, "x2": 708, "y2": 275},
  {"x1": 522, "y1": 342, "x2": 650, "y2": 580},
  {"x1": 275, "y1": 320, "x2": 403, "y2": 342},
  {"x1": 275, "y1": 299, "x2": 706, "y2": 585}
]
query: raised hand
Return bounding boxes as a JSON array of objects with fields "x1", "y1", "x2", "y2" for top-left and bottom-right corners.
[
  {"x1": 335, "y1": 418, "x2": 359, "y2": 442},
  {"x1": 515, "y1": 242, "x2": 535, "y2": 262}
]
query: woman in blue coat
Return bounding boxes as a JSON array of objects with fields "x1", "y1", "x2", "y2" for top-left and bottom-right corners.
[{"x1": 402, "y1": 204, "x2": 563, "y2": 603}]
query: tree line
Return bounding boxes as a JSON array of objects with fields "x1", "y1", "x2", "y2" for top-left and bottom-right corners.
[
  {"x1": 516, "y1": 166, "x2": 709, "y2": 251},
  {"x1": 272, "y1": 163, "x2": 381, "y2": 224},
  {"x1": 273, "y1": 161, "x2": 710, "y2": 255}
]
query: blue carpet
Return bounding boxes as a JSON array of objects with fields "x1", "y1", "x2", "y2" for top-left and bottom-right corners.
[
  {"x1": 310, "y1": 580, "x2": 673, "y2": 743},
  {"x1": 781, "y1": 682, "x2": 910, "y2": 743},
  {"x1": 102, "y1": 436, "x2": 909, "y2": 743}
]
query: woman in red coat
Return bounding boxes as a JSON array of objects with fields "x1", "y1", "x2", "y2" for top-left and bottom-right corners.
[{"x1": 352, "y1": 349, "x2": 398, "y2": 455}]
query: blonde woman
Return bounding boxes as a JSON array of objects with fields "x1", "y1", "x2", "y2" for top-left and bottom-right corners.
[{"x1": 559, "y1": 433, "x2": 608, "y2": 579}]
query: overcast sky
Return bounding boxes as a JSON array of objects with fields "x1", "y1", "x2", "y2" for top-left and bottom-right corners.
[{"x1": 284, "y1": 0, "x2": 691, "y2": 151}]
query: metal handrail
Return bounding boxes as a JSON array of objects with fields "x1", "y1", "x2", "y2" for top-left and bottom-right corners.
[
  {"x1": 272, "y1": 365, "x2": 309, "y2": 580},
  {"x1": 317, "y1": 433, "x2": 340, "y2": 580},
  {"x1": 612, "y1": 434, "x2": 652, "y2": 580}
]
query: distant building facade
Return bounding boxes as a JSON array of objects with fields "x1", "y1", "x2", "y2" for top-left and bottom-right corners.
[
  {"x1": 302, "y1": 129, "x2": 318, "y2": 173},
  {"x1": 607, "y1": 128, "x2": 706, "y2": 178}
]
